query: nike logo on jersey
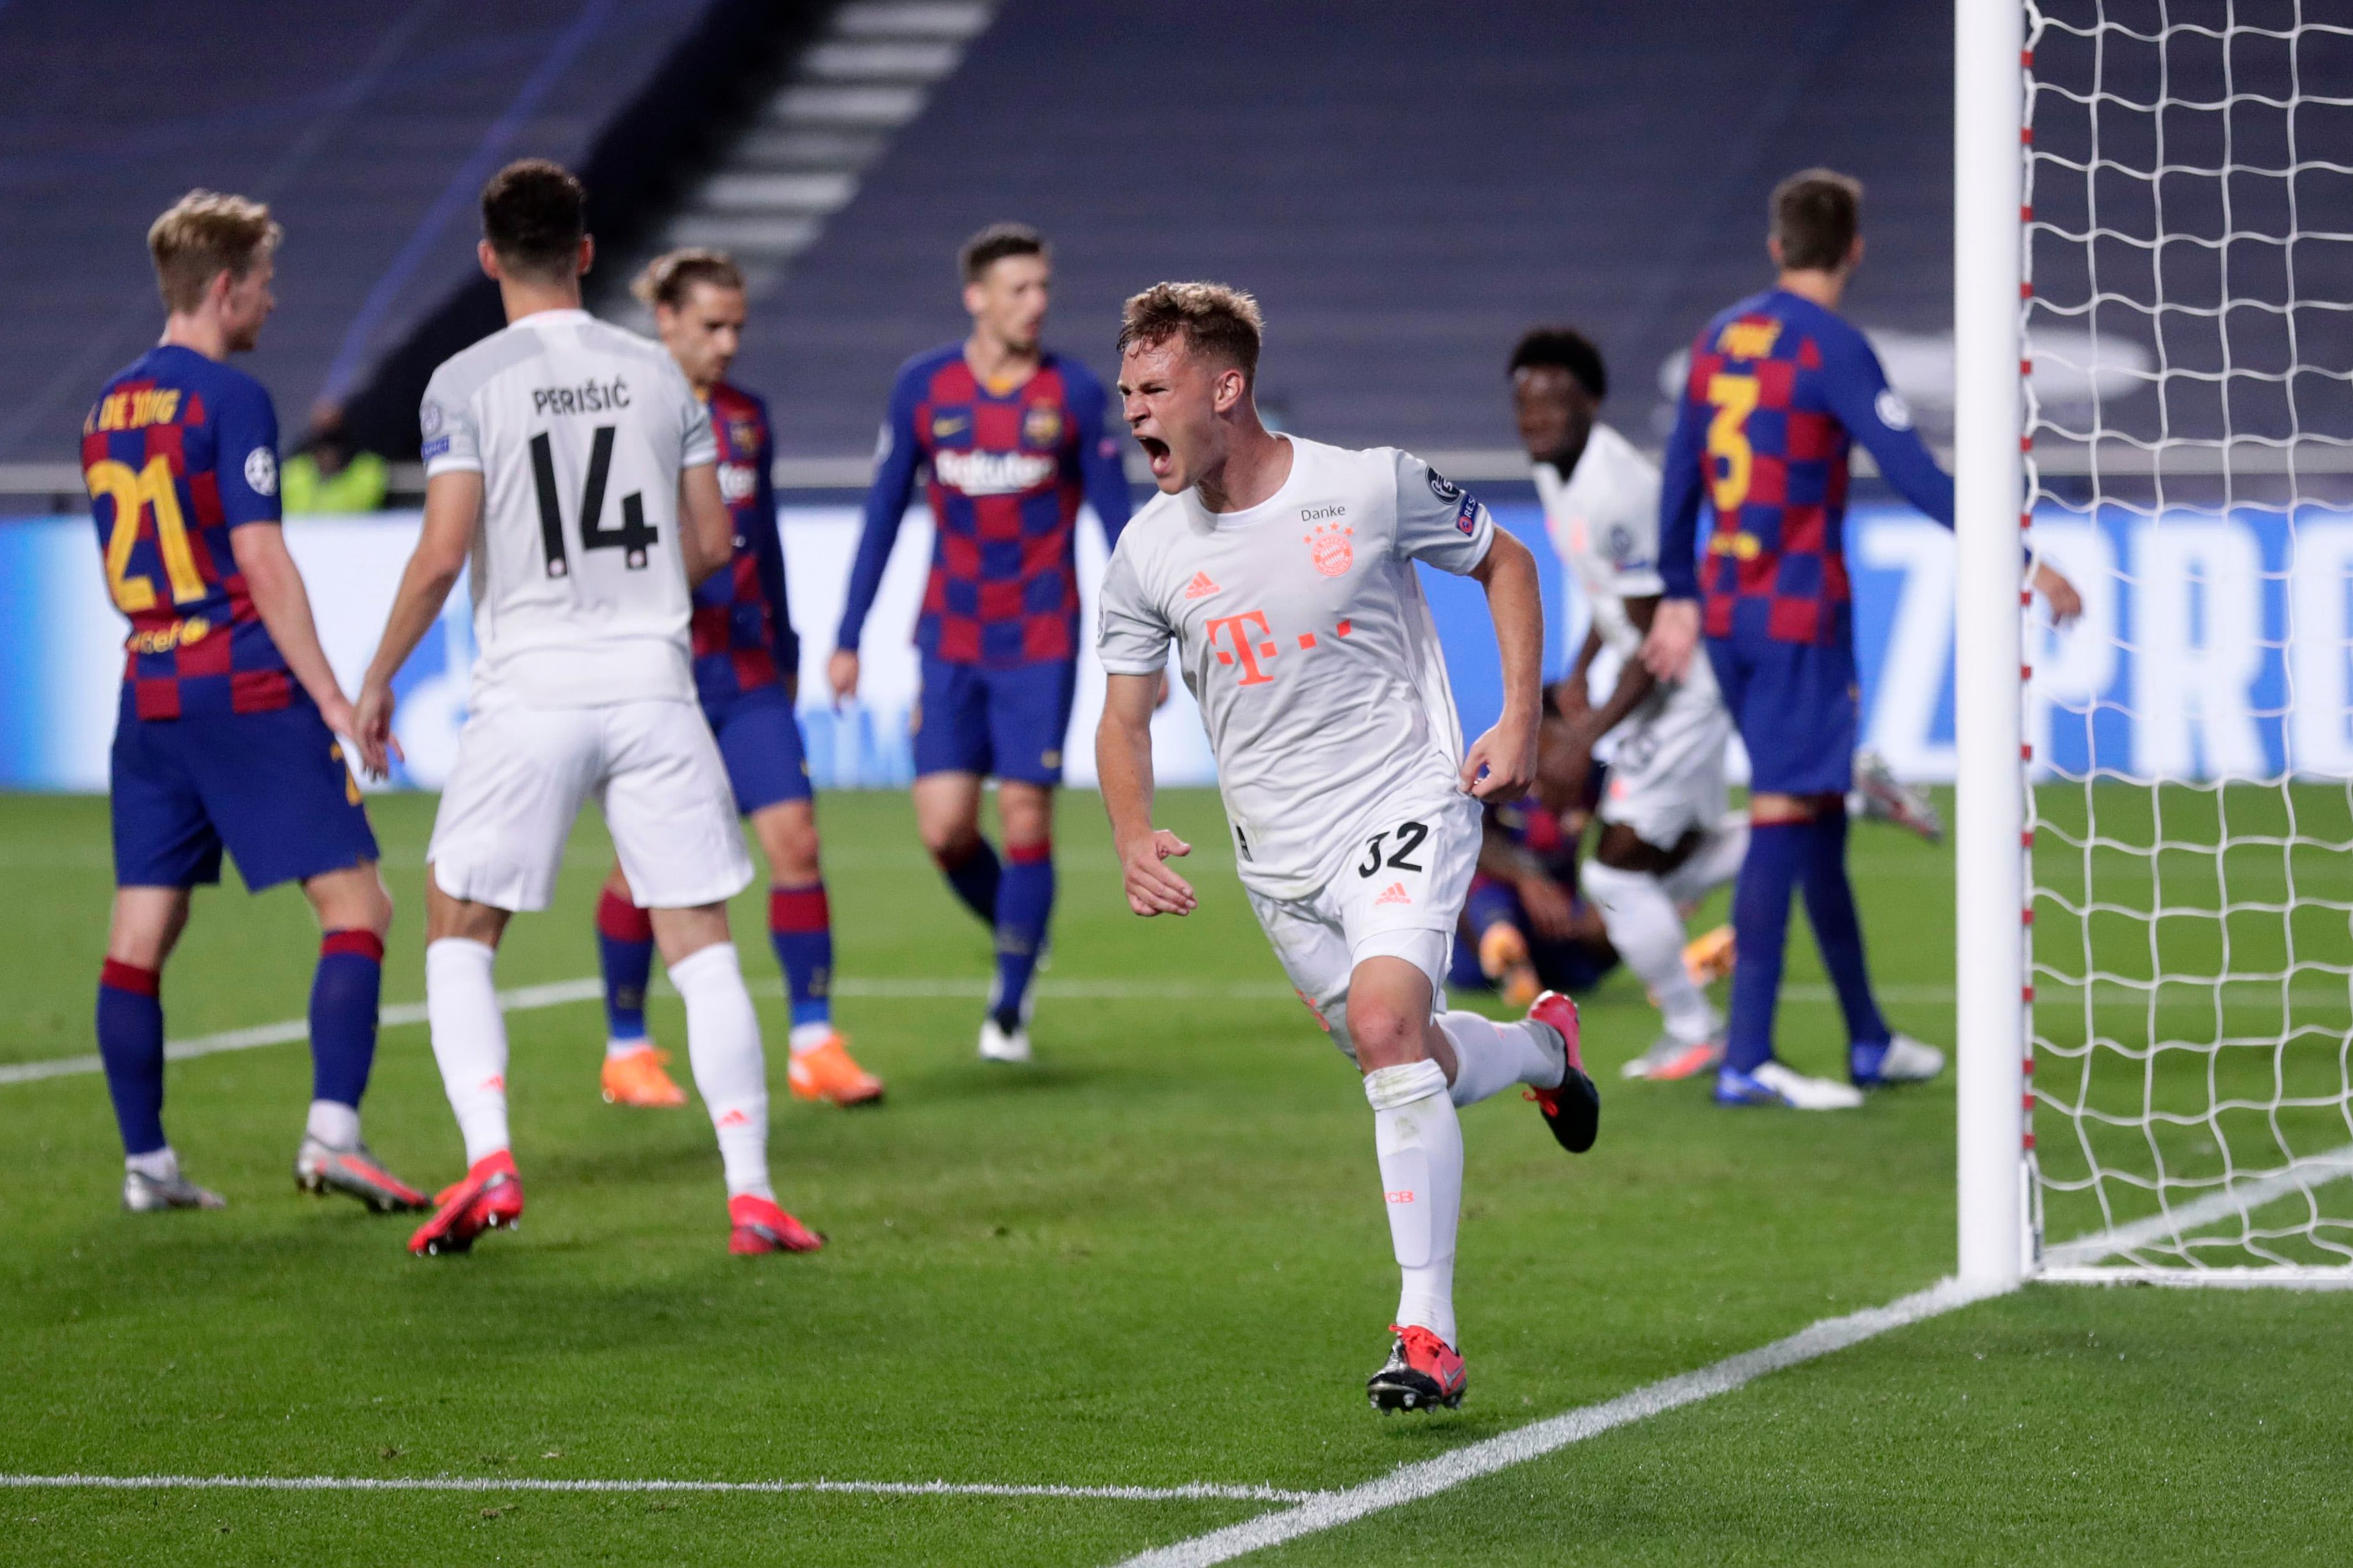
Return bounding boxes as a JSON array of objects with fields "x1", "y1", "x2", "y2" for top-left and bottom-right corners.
[
  {"x1": 1374, "y1": 881, "x2": 1412, "y2": 907},
  {"x1": 1183, "y1": 571, "x2": 1221, "y2": 599}
]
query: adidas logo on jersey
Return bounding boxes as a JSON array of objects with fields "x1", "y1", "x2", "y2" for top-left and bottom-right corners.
[
  {"x1": 1374, "y1": 881, "x2": 1412, "y2": 907},
  {"x1": 1183, "y1": 571, "x2": 1221, "y2": 599}
]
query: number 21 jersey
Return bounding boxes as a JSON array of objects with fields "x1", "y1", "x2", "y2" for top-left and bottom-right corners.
[
  {"x1": 421, "y1": 308, "x2": 717, "y2": 707},
  {"x1": 1097, "y1": 437, "x2": 1495, "y2": 902}
]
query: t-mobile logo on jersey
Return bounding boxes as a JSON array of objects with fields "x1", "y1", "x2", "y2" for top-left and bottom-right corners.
[{"x1": 1204, "y1": 611, "x2": 1279, "y2": 685}]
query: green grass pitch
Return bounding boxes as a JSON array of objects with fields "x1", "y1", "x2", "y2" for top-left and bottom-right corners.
[{"x1": 1, "y1": 787, "x2": 2347, "y2": 1566}]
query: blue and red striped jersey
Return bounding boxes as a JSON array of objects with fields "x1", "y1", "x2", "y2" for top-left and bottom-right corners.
[
  {"x1": 837, "y1": 345, "x2": 1131, "y2": 667},
  {"x1": 1658, "y1": 289, "x2": 1953, "y2": 646},
  {"x1": 688, "y1": 380, "x2": 795, "y2": 705},
  {"x1": 81, "y1": 345, "x2": 292, "y2": 720}
]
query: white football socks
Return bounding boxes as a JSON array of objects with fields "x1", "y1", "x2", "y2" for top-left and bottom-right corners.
[
  {"x1": 669, "y1": 941, "x2": 774, "y2": 1201},
  {"x1": 426, "y1": 937, "x2": 510, "y2": 1166},
  {"x1": 1435, "y1": 1010, "x2": 1565, "y2": 1108},
  {"x1": 304, "y1": 1098, "x2": 360, "y2": 1149},
  {"x1": 1661, "y1": 817, "x2": 1749, "y2": 907},
  {"x1": 1583, "y1": 861, "x2": 1720, "y2": 1046},
  {"x1": 1364, "y1": 1059, "x2": 1462, "y2": 1347},
  {"x1": 125, "y1": 1146, "x2": 178, "y2": 1181}
]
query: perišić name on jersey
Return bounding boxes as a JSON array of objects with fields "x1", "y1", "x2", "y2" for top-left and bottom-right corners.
[
  {"x1": 533, "y1": 378, "x2": 632, "y2": 417},
  {"x1": 931, "y1": 447, "x2": 1055, "y2": 495}
]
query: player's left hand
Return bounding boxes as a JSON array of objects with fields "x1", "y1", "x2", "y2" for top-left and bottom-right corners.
[
  {"x1": 352, "y1": 679, "x2": 404, "y2": 780},
  {"x1": 1117, "y1": 828, "x2": 1196, "y2": 917},
  {"x1": 2032, "y1": 561, "x2": 2084, "y2": 626},
  {"x1": 1462, "y1": 711, "x2": 1540, "y2": 801}
]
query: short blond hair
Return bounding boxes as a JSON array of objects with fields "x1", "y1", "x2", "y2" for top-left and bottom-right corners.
[
  {"x1": 1117, "y1": 281, "x2": 1264, "y2": 381},
  {"x1": 148, "y1": 191, "x2": 281, "y2": 314},
  {"x1": 632, "y1": 248, "x2": 745, "y2": 310}
]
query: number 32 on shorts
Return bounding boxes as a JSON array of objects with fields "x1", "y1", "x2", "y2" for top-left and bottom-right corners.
[{"x1": 1357, "y1": 820, "x2": 1429, "y2": 878}]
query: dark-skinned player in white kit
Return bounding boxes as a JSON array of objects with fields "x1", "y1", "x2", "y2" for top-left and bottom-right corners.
[{"x1": 1095, "y1": 284, "x2": 1601, "y2": 1412}]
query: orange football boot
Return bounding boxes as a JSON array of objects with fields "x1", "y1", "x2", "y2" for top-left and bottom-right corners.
[
  {"x1": 787, "y1": 1033, "x2": 885, "y2": 1106},
  {"x1": 1523, "y1": 990, "x2": 1601, "y2": 1154},
  {"x1": 1476, "y1": 922, "x2": 1541, "y2": 1009},
  {"x1": 1683, "y1": 924, "x2": 1736, "y2": 987},
  {"x1": 408, "y1": 1151, "x2": 523, "y2": 1256},
  {"x1": 601, "y1": 1043, "x2": 688, "y2": 1108},
  {"x1": 728, "y1": 1194, "x2": 825, "y2": 1254}
]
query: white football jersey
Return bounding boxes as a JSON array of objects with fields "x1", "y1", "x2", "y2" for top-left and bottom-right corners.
[
  {"x1": 421, "y1": 309, "x2": 717, "y2": 707},
  {"x1": 1097, "y1": 437, "x2": 1494, "y2": 901}
]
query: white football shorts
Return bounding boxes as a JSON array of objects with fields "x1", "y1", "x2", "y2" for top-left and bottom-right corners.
[
  {"x1": 1598, "y1": 681, "x2": 1732, "y2": 849},
  {"x1": 428, "y1": 693, "x2": 753, "y2": 913},
  {"x1": 1244, "y1": 791, "x2": 1480, "y2": 1062}
]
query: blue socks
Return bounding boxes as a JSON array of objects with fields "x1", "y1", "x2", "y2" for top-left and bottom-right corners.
[
  {"x1": 97, "y1": 959, "x2": 167, "y2": 1156},
  {"x1": 1726, "y1": 809, "x2": 1892, "y2": 1075},
  {"x1": 769, "y1": 883, "x2": 835, "y2": 1032},
  {"x1": 309, "y1": 930, "x2": 384, "y2": 1111},
  {"x1": 936, "y1": 838, "x2": 1003, "y2": 927},
  {"x1": 1725, "y1": 821, "x2": 1805, "y2": 1073},
  {"x1": 597, "y1": 887, "x2": 656, "y2": 1043},
  {"x1": 1801, "y1": 807, "x2": 1890, "y2": 1049},
  {"x1": 991, "y1": 841, "x2": 1054, "y2": 1031}
]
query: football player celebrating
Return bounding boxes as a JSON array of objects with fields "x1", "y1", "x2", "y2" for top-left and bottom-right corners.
[
  {"x1": 1511, "y1": 326, "x2": 1750, "y2": 1082},
  {"x1": 84, "y1": 191, "x2": 422, "y2": 1216},
  {"x1": 1096, "y1": 283, "x2": 1599, "y2": 1413},
  {"x1": 589, "y1": 250, "x2": 882, "y2": 1112},
  {"x1": 1642, "y1": 169, "x2": 2080, "y2": 1109},
  {"x1": 828, "y1": 224, "x2": 1132, "y2": 1063},
  {"x1": 356, "y1": 161, "x2": 820, "y2": 1256}
]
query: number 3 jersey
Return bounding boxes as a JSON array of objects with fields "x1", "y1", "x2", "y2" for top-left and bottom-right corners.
[
  {"x1": 1097, "y1": 437, "x2": 1495, "y2": 902},
  {"x1": 82, "y1": 346, "x2": 291, "y2": 720},
  {"x1": 421, "y1": 308, "x2": 717, "y2": 707},
  {"x1": 1657, "y1": 288, "x2": 1954, "y2": 647}
]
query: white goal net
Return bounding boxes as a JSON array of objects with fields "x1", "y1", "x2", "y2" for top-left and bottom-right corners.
[{"x1": 2019, "y1": 0, "x2": 2353, "y2": 1280}]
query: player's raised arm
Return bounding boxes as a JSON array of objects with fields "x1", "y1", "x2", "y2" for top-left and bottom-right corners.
[
  {"x1": 828, "y1": 367, "x2": 924, "y2": 702},
  {"x1": 354, "y1": 469, "x2": 480, "y2": 776},
  {"x1": 1642, "y1": 372, "x2": 1710, "y2": 682}
]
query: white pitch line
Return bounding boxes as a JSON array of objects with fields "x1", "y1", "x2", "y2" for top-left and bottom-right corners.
[
  {"x1": 2040, "y1": 1143, "x2": 2353, "y2": 1269},
  {"x1": 1111, "y1": 1277, "x2": 2002, "y2": 1568},
  {"x1": 0, "y1": 1473, "x2": 1316, "y2": 1504}
]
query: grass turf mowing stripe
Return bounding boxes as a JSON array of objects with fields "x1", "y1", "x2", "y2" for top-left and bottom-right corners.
[
  {"x1": 0, "y1": 976, "x2": 2014, "y2": 1088},
  {"x1": 0, "y1": 1474, "x2": 1319, "y2": 1503},
  {"x1": 1109, "y1": 1277, "x2": 2003, "y2": 1568}
]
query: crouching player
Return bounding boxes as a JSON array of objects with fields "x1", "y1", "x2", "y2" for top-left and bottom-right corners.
[
  {"x1": 86, "y1": 191, "x2": 422, "y2": 1214},
  {"x1": 1450, "y1": 792, "x2": 1623, "y2": 1008},
  {"x1": 591, "y1": 249, "x2": 881, "y2": 1111},
  {"x1": 1096, "y1": 283, "x2": 1600, "y2": 1412}
]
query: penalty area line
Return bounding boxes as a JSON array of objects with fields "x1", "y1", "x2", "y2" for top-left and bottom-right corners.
[
  {"x1": 0, "y1": 1473, "x2": 1320, "y2": 1504},
  {"x1": 1110, "y1": 1276, "x2": 2005, "y2": 1568}
]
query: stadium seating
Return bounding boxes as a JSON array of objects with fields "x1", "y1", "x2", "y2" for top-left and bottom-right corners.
[
  {"x1": 738, "y1": 0, "x2": 1959, "y2": 458},
  {"x1": 0, "y1": 0, "x2": 719, "y2": 466}
]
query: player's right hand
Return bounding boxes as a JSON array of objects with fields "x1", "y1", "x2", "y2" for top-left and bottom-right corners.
[
  {"x1": 827, "y1": 649, "x2": 860, "y2": 707},
  {"x1": 352, "y1": 679, "x2": 403, "y2": 780},
  {"x1": 1641, "y1": 598, "x2": 1702, "y2": 682},
  {"x1": 1117, "y1": 829, "x2": 1195, "y2": 917}
]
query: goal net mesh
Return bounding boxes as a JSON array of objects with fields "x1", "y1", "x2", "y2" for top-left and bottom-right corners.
[{"x1": 2023, "y1": 0, "x2": 2353, "y2": 1277}]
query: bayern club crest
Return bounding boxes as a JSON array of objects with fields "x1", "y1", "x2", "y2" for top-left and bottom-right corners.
[{"x1": 1306, "y1": 520, "x2": 1354, "y2": 577}]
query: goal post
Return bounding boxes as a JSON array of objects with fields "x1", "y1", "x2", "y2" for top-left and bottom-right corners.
[
  {"x1": 1954, "y1": 0, "x2": 2030, "y2": 1291},
  {"x1": 1959, "y1": 0, "x2": 2353, "y2": 1287}
]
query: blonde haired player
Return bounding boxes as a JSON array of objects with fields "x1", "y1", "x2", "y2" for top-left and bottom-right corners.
[
  {"x1": 1096, "y1": 283, "x2": 1599, "y2": 1412},
  {"x1": 354, "y1": 160, "x2": 821, "y2": 1256}
]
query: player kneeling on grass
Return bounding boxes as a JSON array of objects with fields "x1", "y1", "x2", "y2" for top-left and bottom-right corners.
[
  {"x1": 1095, "y1": 283, "x2": 1599, "y2": 1413},
  {"x1": 354, "y1": 160, "x2": 820, "y2": 1258},
  {"x1": 589, "y1": 249, "x2": 880, "y2": 1112},
  {"x1": 85, "y1": 191, "x2": 423, "y2": 1216}
]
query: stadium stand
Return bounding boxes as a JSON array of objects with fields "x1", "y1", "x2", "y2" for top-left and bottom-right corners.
[
  {"x1": 738, "y1": 0, "x2": 1959, "y2": 459},
  {"x1": 0, "y1": 0, "x2": 771, "y2": 474}
]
